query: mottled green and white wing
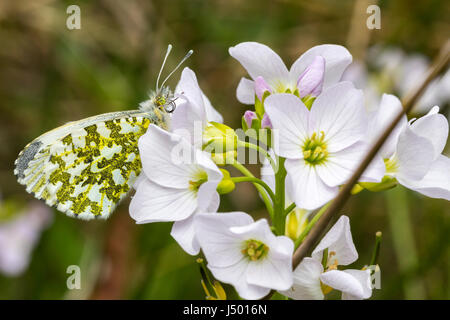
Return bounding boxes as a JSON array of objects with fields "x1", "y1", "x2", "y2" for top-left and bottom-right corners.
[{"x1": 14, "y1": 110, "x2": 157, "y2": 220}]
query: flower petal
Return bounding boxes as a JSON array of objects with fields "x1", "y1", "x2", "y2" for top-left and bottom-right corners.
[
  {"x1": 170, "y1": 215, "x2": 200, "y2": 255},
  {"x1": 368, "y1": 94, "x2": 407, "y2": 158},
  {"x1": 264, "y1": 93, "x2": 309, "y2": 159},
  {"x1": 202, "y1": 92, "x2": 223, "y2": 123},
  {"x1": 290, "y1": 44, "x2": 352, "y2": 89},
  {"x1": 175, "y1": 67, "x2": 206, "y2": 115},
  {"x1": 236, "y1": 78, "x2": 255, "y2": 104},
  {"x1": 320, "y1": 269, "x2": 370, "y2": 300},
  {"x1": 279, "y1": 257, "x2": 324, "y2": 300},
  {"x1": 315, "y1": 142, "x2": 384, "y2": 187},
  {"x1": 312, "y1": 215, "x2": 358, "y2": 266},
  {"x1": 129, "y1": 178, "x2": 197, "y2": 223},
  {"x1": 170, "y1": 101, "x2": 205, "y2": 147},
  {"x1": 139, "y1": 125, "x2": 196, "y2": 189},
  {"x1": 208, "y1": 260, "x2": 270, "y2": 300},
  {"x1": 341, "y1": 269, "x2": 373, "y2": 300},
  {"x1": 396, "y1": 125, "x2": 434, "y2": 181},
  {"x1": 309, "y1": 82, "x2": 367, "y2": 152},
  {"x1": 399, "y1": 155, "x2": 450, "y2": 201},
  {"x1": 409, "y1": 106, "x2": 448, "y2": 160},
  {"x1": 229, "y1": 42, "x2": 290, "y2": 89},
  {"x1": 285, "y1": 159, "x2": 338, "y2": 210},
  {"x1": 195, "y1": 212, "x2": 254, "y2": 268}
]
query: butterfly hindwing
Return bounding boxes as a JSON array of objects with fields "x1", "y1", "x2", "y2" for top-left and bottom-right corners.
[{"x1": 14, "y1": 110, "x2": 156, "y2": 220}]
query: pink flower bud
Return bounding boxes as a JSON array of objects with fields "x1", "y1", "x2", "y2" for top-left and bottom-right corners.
[
  {"x1": 254, "y1": 76, "x2": 272, "y2": 101},
  {"x1": 244, "y1": 110, "x2": 258, "y2": 128},
  {"x1": 297, "y1": 55, "x2": 325, "y2": 98},
  {"x1": 261, "y1": 113, "x2": 272, "y2": 129}
]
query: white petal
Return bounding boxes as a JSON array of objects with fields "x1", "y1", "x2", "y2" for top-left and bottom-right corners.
[
  {"x1": 369, "y1": 94, "x2": 407, "y2": 158},
  {"x1": 309, "y1": 82, "x2": 367, "y2": 152},
  {"x1": 195, "y1": 212, "x2": 254, "y2": 268},
  {"x1": 315, "y1": 142, "x2": 384, "y2": 187},
  {"x1": 341, "y1": 269, "x2": 373, "y2": 300},
  {"x1": 197, "y1": 182, "x2": 220, "y2": 213},
  {"x1": 409, "y1": 107, "x2": 448, "y2": 159},
  {"x1": 320, "y1": 269, "x2": 371, "y2": 300},
  {"x1": 208, "y1": 260, "x2": 270, "y2": 300},
  {"x1": 246, "y1": 236, "x2": 294, "y2": 291},
  {"x1": 175, "y1": 67, "x2": 206, "y2": 115},
  {"x1": 170, "y1": 215, "x2": 200, "y2": 255},
  {"x1": 285, "y1": 159, "x2": 338, "y2": 210},
  {"x1": 399, "y1": 155, "x2": 450, "y2": 201},
  {"x1": 139, "y1": 125, "x2": 196, "y2": 189},
  {"x1": 229, "y1": 42, "x2": 290, "y2": 88},
  {"x1": 202, "y1": 92, "x2": 224, "y2": 123},
  {"x1": 170, "y1": 101, "x2": 205, "y2": 146},
  {"x1": 396, "y1": 125, "x2": 434, "y2": 181},
  {"x1": 264, "y1": 94, "x2": 309, "y2": 159},
  {"x1": 129, "y1": 178, "x2": 197, "y2": 223},
  {"x1": 312, "y1": 215, "x2": 358, "y2": 266},
  {"x1": 279, "y1": 257, "x2": 324, "y2": 300},
  {"x1": 290, "y1": 44, "x2": 352, "y2": 89},
  {"x1": 236, "y1": 78, "x2": 255, "y2": 104}
]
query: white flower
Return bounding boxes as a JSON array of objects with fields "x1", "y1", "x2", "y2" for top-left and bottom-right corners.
[
  {"x1": 264, "y1": 82, "x2": 385, "y2": 210},
  {"x1": 171, "y1": 67, "x2": 223, "y2": 147},
  {"x1": 129, "y1": 124, "x2": 223, "y2": 255},
  {"x1": 370, "y1": 96, "x2": 450, "y2": 200},
  {"x1": 280, "y1": 216, "x2": 372, "y2": 300},
  {"x1": 229, "y1": 42, "x2": 352, "y2": 104},
  {"x1": 195, "y1": 211, "x2": 294, "y2": 300},
  {"x1": 0, "y1": 201, "x2": 52, "y2": 276}
]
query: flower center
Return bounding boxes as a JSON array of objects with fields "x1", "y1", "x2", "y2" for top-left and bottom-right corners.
[
  {"x1": 188, "y1": 170, "x2": 208, "y2": 193},
  {"x1": 384, "y1": 156, "x2": 399, "y2": 176},
  {"x1": 241, "y1": 239, "x2": 269, "y2": 261},
  {"x1": 302, "y1": 131, "x2": 328, "y2": 165}
]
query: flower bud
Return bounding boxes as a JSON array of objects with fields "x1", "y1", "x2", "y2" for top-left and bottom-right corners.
[
  {"x1": 285, "y1": 209, "x2": 309, "y2": 240},
  {"x1": 203, "y1": 122, "x2": 238, "y2": 154},
  {"x1": 243, "y1": 110, "x2": 258, "y2": 129},
  {"x1": 359, "y1": 176, "x2": 398, "y2": 192},
  {"x1": 216, "y1": 169, "x2": 235, "y2": 194},
  {"x1": 297, "y1": 55, "x2": 325, "y2": 98},
  {"x1": 254, "y1": 76, "x2": 272, "y2": 101},
  {"x1": 210, "y1": 150, "x2": 237, "y2": 166},
  {"x1": 261, "y1": 113, "x2": 272, "y2": 129}
]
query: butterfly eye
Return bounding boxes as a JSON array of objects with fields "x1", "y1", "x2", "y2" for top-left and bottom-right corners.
[{"x1": 164, "y1": 101, "x2": 176, "y2": 113}]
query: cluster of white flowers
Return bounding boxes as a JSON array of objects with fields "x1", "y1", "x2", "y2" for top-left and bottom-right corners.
[{"x1": 130, "y1": 42, "x2": 450, "y2": 300}]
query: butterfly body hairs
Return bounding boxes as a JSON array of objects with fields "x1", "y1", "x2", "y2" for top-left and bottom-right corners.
[{"x1": 14, "y1": 45, "x2": 192, "y2": 220}]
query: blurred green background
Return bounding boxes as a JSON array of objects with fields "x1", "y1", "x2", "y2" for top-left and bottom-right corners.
[{"x1": 0, "y1": 0, "x2": 449, "y2": 299}]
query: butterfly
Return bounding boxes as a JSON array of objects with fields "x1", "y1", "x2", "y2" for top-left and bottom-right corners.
[{"x1": 14, "y1": 45, "x2": 193, "y2": 220}]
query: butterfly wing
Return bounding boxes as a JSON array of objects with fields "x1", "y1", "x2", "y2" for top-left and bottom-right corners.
[{"x1": 14, "y1": 110, "x2": 159, "y2": 220}]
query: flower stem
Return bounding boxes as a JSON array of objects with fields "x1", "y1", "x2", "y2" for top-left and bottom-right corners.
[
  {"x1": 238, "y1": 140, "x2": 277, "y2": 172},
  {"x1": 273, "y1": 157, "x2": 287, "y2": 235},
  {"x1": 231, "y1": 162, "x2": 274, "y2": 218},
  {"x1": 294, "y1": 201, "x2": 331, "y2": 249},
  {"x1": 369, "y1": 231, "x2": 382, "y2": 266},
  {"x1": 284, "y1": 202, "x2": 296, "y2": 215},
  {"x1": 230, "y1": 176, "x2": 276, "y2": 203}
]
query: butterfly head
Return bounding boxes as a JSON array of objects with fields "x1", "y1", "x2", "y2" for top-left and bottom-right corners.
[{"x1": 139, "y1": 45, "x2": 192, "y2": 115}]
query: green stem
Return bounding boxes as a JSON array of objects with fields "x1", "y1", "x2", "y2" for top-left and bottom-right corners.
[
  {"x1": 230, "y1": 177, "x2": 276, "y2": 203},
  {"x1": 239, "y1": 141, "x2": 277, "y2": 172},
  {"x1": 273, "y1": 157, "x2": 287, "y2": 235},
  {"x1": 369, "y1": 231, "x2": 382, "y2": 266},
  {"x1": 231, "y1": 162, "x2": 274, "y2": 218},
  {"x1": 294, "y1": 201, "x2": 331, "y2": 249},
  {"x1": 284, "y1": 202, "x2": 296, "y2": 215}
]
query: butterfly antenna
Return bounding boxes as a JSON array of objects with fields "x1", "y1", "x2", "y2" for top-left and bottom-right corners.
[
  {"x1": 156, "y1": 44, "x2": 173, "y2": 92},
  {"x1": 159, "y1": 49, "x2": 194, "y2": 90}
]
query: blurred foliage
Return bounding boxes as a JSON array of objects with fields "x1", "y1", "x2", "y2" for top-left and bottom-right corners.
[{"x1": 0, "y1": 0, "x2": 449, "y2": 299}]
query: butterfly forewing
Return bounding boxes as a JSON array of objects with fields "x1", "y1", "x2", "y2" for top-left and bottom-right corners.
[{"x1": 14, "y1": 110, "x2": 157, "y2": 220}]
